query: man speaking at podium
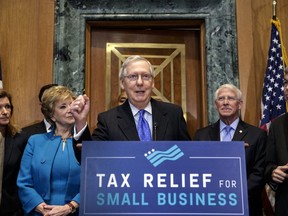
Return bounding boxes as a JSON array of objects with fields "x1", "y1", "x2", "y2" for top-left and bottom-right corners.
[
  {"x1": 92, "y1": 55, "x2": 190, "y2": 141},
  {"x1": 193, "y1": 84, "x2": 267, "y2": 216},
  {"x1": 72, "y1": 55, "x2": 191, "y2": 161}
]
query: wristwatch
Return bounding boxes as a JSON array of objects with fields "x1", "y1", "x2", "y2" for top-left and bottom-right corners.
[{"x1": 67, "y1": 202, "x2": 76, "y2": 213}]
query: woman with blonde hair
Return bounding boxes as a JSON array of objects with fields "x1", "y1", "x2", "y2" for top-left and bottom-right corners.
[{"x1": 17, "y1": 86, "x2": 81, "y2": 216}]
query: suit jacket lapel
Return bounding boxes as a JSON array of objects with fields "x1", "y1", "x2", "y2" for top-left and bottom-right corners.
[
  {"x1": 207, "y1": 120, "x2": 247, "y2": 141},
  {"x1": 37, "y1": 121, "x2": 47, "y2": 133},
  {"x1": 232, "y1": 120, "x2": 248, "y2": 141},
  {"x1": 209, "y1": 121, "x2": 221, "y2": 141},
  {"x1": 151, "y1": 99, "x2": 169, "y2": 140},
  {"x1": 117, "y1": 101, "x2": 140, "y2": 140}
]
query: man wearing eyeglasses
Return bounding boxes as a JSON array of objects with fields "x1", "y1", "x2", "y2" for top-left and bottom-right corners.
[
  {"x1": 193, "y1": 83, "x2": 267, "y2": 216},
  {"x1": 71, "y1": 55, "x2": 190, "y2": 155},
  {"x1": 89, "y1": 55, "x2": 190, "y2": 142}
]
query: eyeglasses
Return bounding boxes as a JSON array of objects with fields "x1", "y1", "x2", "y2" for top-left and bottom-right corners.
[
  {"x1": 124, "y1": 74, "x2": 153, "y2": 82},
  {"x1": 217, "y1": 96, "x2": 238, "y2": 102}
]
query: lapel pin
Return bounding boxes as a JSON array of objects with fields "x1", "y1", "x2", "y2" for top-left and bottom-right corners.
[{"x1": 239, "y1": 130, "x2": 243, "y2": 133}]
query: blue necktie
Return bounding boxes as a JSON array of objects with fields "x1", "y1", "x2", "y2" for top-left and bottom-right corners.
[
  {"x1": 137, "y1": 110, "x2": 151, "y2": 141},
  {"x1": 222, "y1": 126, "x2": 232, "y2": 141}
]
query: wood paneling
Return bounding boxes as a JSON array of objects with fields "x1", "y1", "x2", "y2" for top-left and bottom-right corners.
[
  {"x1": 86, "y1": 20, "x2": 205, "y2": 137},
  {"x1": 0, "y1": 0, "x2": 54, "y2": 128},
  {"x1": 0, "y1": 0, "x2": 287, "y2": 129}
]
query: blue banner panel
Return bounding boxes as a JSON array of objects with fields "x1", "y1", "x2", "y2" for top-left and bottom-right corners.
[{"x1": 80, "y1": 141, "x2": 248, "y2": 216}]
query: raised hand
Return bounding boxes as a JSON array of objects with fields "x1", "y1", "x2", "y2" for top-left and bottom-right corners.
[{"x1": 71, "y1": 94, "x2": 90, "y2": 133}]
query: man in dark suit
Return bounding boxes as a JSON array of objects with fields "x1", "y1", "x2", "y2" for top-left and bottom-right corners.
[
  {"x1": 22, "y1": 84, "x2": 58, "y2": 136},
  {"x1": 71, "y1": 55, "x2": 190, "y2": 160},
  {"x1": 265, "y1": 72, "x2": 288, "y2": 216},
  {"x1": 93, "y1": 55, "x2": 190, "y2": 141},
  {"x1": 93, "y1": 97, "x2": 190, "y2": 141},
  {"x1": 194, "y1": 84, "x2": 267, "y2": 216}
]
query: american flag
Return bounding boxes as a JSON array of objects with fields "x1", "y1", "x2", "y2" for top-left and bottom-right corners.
[{"x1": 260, "y1": 18, "x2": 287, "y2": 131}]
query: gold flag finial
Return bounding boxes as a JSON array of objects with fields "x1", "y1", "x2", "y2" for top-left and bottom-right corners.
[{"x1": 272, "y1": 0, "x2": 277, "y2": 20}]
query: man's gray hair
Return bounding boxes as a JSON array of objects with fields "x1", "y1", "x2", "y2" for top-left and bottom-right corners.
[
  {"x1": 214, "y1": 83, "x2": 242, "y2": 101},
  {"x1": 119, "y1": 55, "x2": 154, "y2": 80}
]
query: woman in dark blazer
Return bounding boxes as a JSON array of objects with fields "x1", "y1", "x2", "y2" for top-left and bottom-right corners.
[{"x1": 0, "y1": 90, "x2": 28, "y2": 216}]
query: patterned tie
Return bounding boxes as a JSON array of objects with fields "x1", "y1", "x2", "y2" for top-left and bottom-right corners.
[
  {"x1": 222, "y1": 125, "x2": 232, "y2": 141},
  {"x1": 137, "y1": 109, "x2": 151, "y2": 141}
]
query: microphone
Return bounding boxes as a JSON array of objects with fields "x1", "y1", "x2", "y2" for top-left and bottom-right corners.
[{"x1": 153, "y1": 122, "x2": 157, "y2": 141}]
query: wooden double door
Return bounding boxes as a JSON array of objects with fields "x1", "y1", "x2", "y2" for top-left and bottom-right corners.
[{"x1": 85, "y1": 20, "x2": 207, "y2": 137}]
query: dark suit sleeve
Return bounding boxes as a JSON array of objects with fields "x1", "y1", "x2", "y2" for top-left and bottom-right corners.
[
  {"x1": 21, "y1": 121, "x2": 47, "y2": 139},
  {"x1": 73, "y1": 126, "x2": 92, "y2": 163},
  {"x1": 192, "y1": 126, "x2": 217, "y2": 141},
  {"x1": 192, "y1": 129, "x2": 212, "y2": 141},
  {"x1": 246, "y1": 129, "x2": 267, "y2": 193},
  {"x1": 265, "y1": 121, "x2": 280, "y2": 190},
  {"x1": 193, "y1": 129, "x2": 201, "y2": 141},
  {"x1": 177, "y1": 107, "x2": 191, "y2": 140},
  {"x1": 91, "y1": 113, "x2": 110, "y2": 141}
]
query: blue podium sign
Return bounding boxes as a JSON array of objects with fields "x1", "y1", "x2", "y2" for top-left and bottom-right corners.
[{"x1": 80, "y1": 141, "x2": 248, "y2": 216}]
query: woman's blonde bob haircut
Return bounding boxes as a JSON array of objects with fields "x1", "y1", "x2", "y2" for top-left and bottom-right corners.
[{"x1": 41, "y1": 85, "x2": 76, "y2": 126}]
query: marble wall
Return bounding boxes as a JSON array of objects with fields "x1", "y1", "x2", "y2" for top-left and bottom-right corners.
[{"x1": 53, "y1": 0, "x2": 238, "y2": 124}]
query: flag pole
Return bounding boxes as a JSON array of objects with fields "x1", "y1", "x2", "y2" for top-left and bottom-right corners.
[{"x1": 272, "y1": 0, "x2": 277, "y2": 20}]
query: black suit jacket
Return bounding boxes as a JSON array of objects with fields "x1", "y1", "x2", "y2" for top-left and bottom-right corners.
[
  {"x1": 194, "y1": 119, "x2": 267, "y2": 216},
  {"x1": 21, "y1": 121, "x2": 47, "y2": 138},
  {"x1": 0, "y1": 132, "x2": 29, "y2": 216},
  {"x1": 73, "y1": 99, "x2": 191, "y2": 162},
  {"x1": 265, "y1": 113, "x2": 288, "y2": 216},
  {"x1": 92, "y1": 98, "x2": 191, "y2": 141}
]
